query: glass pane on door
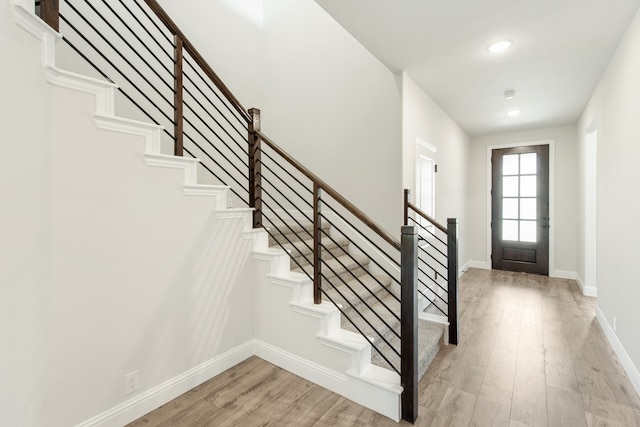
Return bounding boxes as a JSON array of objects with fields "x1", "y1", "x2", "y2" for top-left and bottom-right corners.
[{"x1": 500, "y1": 152, "x2": 538, "y2": 242}]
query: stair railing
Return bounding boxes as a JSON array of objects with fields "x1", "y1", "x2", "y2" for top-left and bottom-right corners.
[
  {"x1": 253, "y1": 130, "x2": 418, "y2": 421},
  {"x1": 35, "y1": 0, "x2": 419, "y2": 421},
  {"x1": 404, "y1": 189, "x2": 458, "y2": 345}
]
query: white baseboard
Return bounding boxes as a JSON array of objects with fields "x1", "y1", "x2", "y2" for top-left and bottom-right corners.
[
  {"x1": 253, "y1": 339, "x2": 401, "y2": 421},
  {"x1": 550, "y1": 269, "x2": 576, "y2": 280},
  {"x1": 576, "y1": 273, "x2": 597, "y2": 297},
  {"x1": 75, "y1": 342, "x2": 255, "y2": 427},
  {"x1": 595, "y1": 306, "x2": 640, "y2": 399},
  {"x1": 254, "y1": 339, "x2": 349, "y2": 394},
  {"x1": 467, "y1": 260, "x2": 490, "y2": 270}
]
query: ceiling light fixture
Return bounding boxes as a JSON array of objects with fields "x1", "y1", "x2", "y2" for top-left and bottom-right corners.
[
  {"x1": 488, "y1": 40, "x2": 513, "y2": 53},
  {"x1": 507, "y1": 110, "x2": 521, "y2": 117},
  {"x1": 504, "y1": 90, "x2": 516, "y2": 99}
]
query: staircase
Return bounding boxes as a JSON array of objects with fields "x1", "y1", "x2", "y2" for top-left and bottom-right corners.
[
  {"x1": 269, "y1": 221, "x2": 445, "y2": 379},
  {"x1": 10, "y1": 1, "x2": 458, "y2": 424}
]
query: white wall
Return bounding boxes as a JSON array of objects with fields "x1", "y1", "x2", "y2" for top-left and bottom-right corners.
[
  {"x1": 260, "y1": 0, "x2": 403, "y2": 235},
  {"x1": 400, "y1": 73, "x2": 470, "y2": 269},
  {"x1": 0, "y1": 3, "x2": 51, "y2": 424},
  {"x1": 578, "y1": 8, "x2": 640, "y2": 381},
  {"x1": 156, "y1": 0, "x2": 263, "y2": 109},
  {"x1": 467, "y1": 126, "x2": 578, "y2": 276},
  {"x1": 1, "y1": 4, "x2": 255, "y2": 426}
]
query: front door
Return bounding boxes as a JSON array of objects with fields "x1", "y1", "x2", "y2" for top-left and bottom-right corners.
[{"x1": 491, "y1": 145, "x2": 549, "y2": 275}]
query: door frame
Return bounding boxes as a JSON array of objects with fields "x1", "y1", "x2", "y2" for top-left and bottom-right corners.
[
  {"x1": 415, "y1": 138, "x2": 437, "y2": 220},
  {"x1": 485, "y1": 139, "x2": 556, "y2": 275}
]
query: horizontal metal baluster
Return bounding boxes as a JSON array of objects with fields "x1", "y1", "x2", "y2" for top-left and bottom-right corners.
[
  {"x1": 418, "y1": 245, "x2": 448, "y2": 271},
  {"x1": 258, "y1": 162, "x2": 313, "y2": 210},
  {"x1": 182, "y1": 82, "x2": 248, "y2": 152},
  {"x1": 94, "y1": 0, "x2": 174, "y2": 88},
  {"x1": 408, "y1": 217, "x2": 448, "y2": 247},
  {"x1": 322, "y1": 199, "x2": 401, "y2": 268},
  {"x1": 260, "y1": 212, "x2": 313, "y2": 273},
  {"x1": 319, "y1": 228, "x2": 399, "y2": 304},
  {"x1": 182, "y1": 56, "x2": 249, "y2": 129},
  {"x1": 131, "y1": 0, "x2": 174, "y2": 46},
  {"x1": 258, "y1": 147, "x2": 314, "y2": 197},
  {"x1": 59, "y1": 12, "x2": 174, "y2": 126},
  {"x1": 319, "y1": 245, "x2": 400, "y2": 324},
  {"x1": 181, "y1": 133, "x2": 249, "y2": 197},
  {"x1": 320, "y1": 277, "x2": 400, "y2": 372},
  {"x1": 257, "y1": 168, "x2": 314, "y2": 214},
  {"x1": 182, "y1": 114, "x2": 249, "y2": 176},
  {"x1": 258, "y1": 199, "x2": 314, "y2": 254},
  {"x1": 319, "y1": 214, "x2": 402, "y2": 289},
  {"x1": 67, "y1": 1, "x2": 174, "y2": 109}
]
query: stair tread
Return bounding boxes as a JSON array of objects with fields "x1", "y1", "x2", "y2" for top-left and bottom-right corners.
[
  {"x1": 271, "y1": 217, "x2": 445, "y2": 381},
  {"x1": 267, "y1": 220, "x2": 330, "y2": 239},
  {"x1": 293, "y1": 252, "x2": 370, "y2": 279},
  {"x1": 281, "y1": 235, "x2": 350, "y2": 259}
]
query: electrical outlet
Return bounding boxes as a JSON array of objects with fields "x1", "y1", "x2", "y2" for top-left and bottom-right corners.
[
  {"x1": 125, "y1": 370, "x2": 139, "y2": 395},
  {"x1": 613, "y1": 317, "x2": 617, "y2": 332}
]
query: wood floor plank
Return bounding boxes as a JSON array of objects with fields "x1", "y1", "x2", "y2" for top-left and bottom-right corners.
[
  {"x1": 470, "y1": 384, "x2": 512, "y2": 427},
  {"x1": 619, "y1": 404, "x2": 640, "y2": 427},
  {"x1": 264, "y1": 386, "x2": 341, "y2": 427},
  {"x1": 511, "y1": 343, "x2": 547, "y2": 426},
  {"x1": 585, "y1": 411, "x2": 627, "y2": 427},
  {"x1": 126, "y1": 269, "x2": 640, "y2": 427},
  {"x1": 547, "y1": 385, "x2": 588, "y2": 427},
  {"x1": 430, "y1": 387, "x2": 477, "y2": 427},
  {"x1": 509, "y1": 420, "x2": 531, "y2": 427}
]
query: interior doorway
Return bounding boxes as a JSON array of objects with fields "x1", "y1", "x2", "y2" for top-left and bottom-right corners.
[
  {"x1": 415, "y1": 138, "x2": 437, "y2": 230},
  {"x1": 491, "y1": 144, "x2": 550, "y2": 275}
]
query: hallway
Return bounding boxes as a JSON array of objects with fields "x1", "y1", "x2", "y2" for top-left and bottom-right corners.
[{"x1": 128, "y1": 269, "x2": 640, "y2": 426}]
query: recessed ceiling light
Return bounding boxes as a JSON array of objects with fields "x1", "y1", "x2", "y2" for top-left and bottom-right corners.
[
  {"x1": 488, "y1": 40, "x2": 513, "y2": 53},
  {"x1": 504, "y1": 90, "x2": 516, "y2": 99},
  {"x1": 507, "y1": 110, "x2": 521, "y2": 117}
]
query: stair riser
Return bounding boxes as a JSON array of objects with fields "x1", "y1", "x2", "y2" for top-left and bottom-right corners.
[{"x1": 290, "y1": 244, "x2": 348, "y2": 269}]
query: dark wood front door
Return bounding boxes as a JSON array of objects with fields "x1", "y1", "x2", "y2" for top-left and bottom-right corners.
[{"x1": 491, "y1": 145, "x2": 549, "y2": 275}]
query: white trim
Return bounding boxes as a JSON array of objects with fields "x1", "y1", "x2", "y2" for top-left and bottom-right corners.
[
  {"x1": 550, "y1": 269, "x2": 576, "y2": 280},
  {"x1": 485, "y1": 140, "x2": 555, "y2": 273},
  {"x1": 93, "y1": 113, "x2": 163, "y2": 155},
  {"x1": 467, "y1": 260, "x2": 490, "y2": 270},
  {"x1": 576, "y1": 273, "x2": 598, "y2": 297},
  {"x1": 75, "y1": 342, "x2": 255, "y2": 427},
  {"x1": 142, "y1": 153, "x2": 200, "y2": 186},
  {"x1": 595, "y1": 306, "x2": 640, "y2": 399},
  {"x1": 254, "y1": 340, "x2": 402, "y2": 422},
  {"x1": 460, "y1": 261, "x2": 471, "y2": 276},
  {"x1": 11, "y1": 2, "x2": 60, "y2": 66},
  {"x1": 583, "y1": 128, "x2": 598, "y2": 296},
  {"x1": 415, "y1": 137, "x2": 438, "y2": 153}
]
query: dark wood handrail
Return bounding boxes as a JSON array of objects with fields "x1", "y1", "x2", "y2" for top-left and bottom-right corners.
[
  {"x1": 406, "y1": 201, "x2": 447, "y2": 234},
  {"x1": 256, "y1": 130, "x2": 401, "y2": 251},
  {"x1": 143, "y1": 0, "x2": 251, "y2": 124}
]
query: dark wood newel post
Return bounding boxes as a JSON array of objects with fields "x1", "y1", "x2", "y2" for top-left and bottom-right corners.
[
  {"x1": 174, "y1": 36, "x2": 184, "y2": 156},
  {"x1": 313, "y1": 183, "x2": 322, "y2": 304},
  {"x1": 400, "y1": 225, "x2": 418, "y2": 423},
  {"x1": 39, "y1": 0, "x2": 59, "y2": 31},
  {"x1": 248, "y1": 108, "x2": 262, "y2": 228},
  {"x1": 447, "y1": 218, "x2": 459, "y2": 345},
  {"x1": 403, "y1": 189, "x2": 410, "y2": 225}
]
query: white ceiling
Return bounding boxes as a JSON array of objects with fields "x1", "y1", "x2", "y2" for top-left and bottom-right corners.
[{"x1": 315, "y1": 0, "x2": 640, "y2": 136}]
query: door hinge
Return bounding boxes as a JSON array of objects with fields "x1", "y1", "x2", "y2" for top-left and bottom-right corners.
[{"x1": 434, "y1": 164, "x2": 438, "y2": 173}]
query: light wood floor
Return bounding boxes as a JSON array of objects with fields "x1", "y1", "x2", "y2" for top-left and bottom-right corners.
[{"x1": 127, "y1": 268, "x2": 640, "y2": 426}]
